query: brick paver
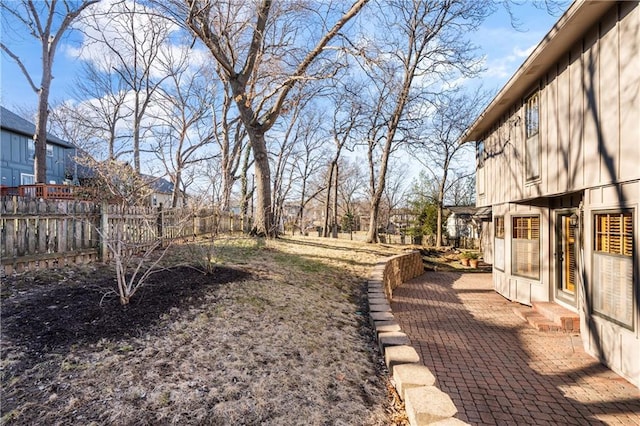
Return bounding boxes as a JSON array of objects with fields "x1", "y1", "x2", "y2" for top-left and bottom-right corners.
[{"x1": 391, "y1": 271, "x2": 640, "y2": 425}]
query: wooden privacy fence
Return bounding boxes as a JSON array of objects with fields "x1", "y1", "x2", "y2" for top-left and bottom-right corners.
[{"x1": 1, "y1": 197, "x2": 243, "y2": 274}]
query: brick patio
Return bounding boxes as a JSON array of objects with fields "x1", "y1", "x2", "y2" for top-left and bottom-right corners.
[{"x1": 391, "y1": 271, "x2": 640, "y2": 425}]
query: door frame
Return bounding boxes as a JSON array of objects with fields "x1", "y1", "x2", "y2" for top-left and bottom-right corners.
[{"x1": 554, "y1": 209, "x2": 578, "y2": 307}]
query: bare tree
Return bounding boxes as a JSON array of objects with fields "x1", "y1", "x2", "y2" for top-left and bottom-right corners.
[
  {"x1": 412, "y1": 89, "x2": 485, "y2": 247},
  {"x1": 323, "y1": 84, "x2": 362, "y2": 237},
  {"x1": 211, "y1": 82, "x2": 248, "y2": 212},
  {"x1": 77, "y1": 0, "x2": 173, "y2": 172},
  {"x1": 381, "y1": 162, "x2": 409, "y2": 234},
  {"x1": 158, "y1": 0, "x2": 368, "y2": 237},
  {"x1": 352, "y1": 0, "x2": 489, "y2": 243},
  {"x1": 65, "y1": 57, "x2": 132, "y2": 161},
  {"x1": 0, "y1": 0, "x2": 98, "y2": 183},
  {"x1": 290, "y1": 108, "x2": 328, "y2": 234},
  {"x1": 269, "y1": 88, "x2": 313, "y2": 235},
  {"x1": 337, "y1": 159, "x2": 367, "y2": 220},
  {"x1": 150, "y1": 55, "x2": 218, "y2": 207}
]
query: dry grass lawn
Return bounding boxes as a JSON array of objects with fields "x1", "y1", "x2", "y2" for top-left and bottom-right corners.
[{"x1": 1, "y1": 235, "x2": 411, "y2": 425}]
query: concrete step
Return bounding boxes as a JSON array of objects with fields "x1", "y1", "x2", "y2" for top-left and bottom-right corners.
[{"x1": 512, "y1": 302, "x2": 579, "y2": 333}]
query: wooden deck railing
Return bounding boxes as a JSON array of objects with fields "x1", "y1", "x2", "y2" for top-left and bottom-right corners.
[{"x1": 1, "y1": 184, "x2": 76, "y2": 200}]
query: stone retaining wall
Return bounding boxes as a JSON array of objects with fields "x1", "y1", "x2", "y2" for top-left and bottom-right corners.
[{"x1": 368, "y1": 251, "x2": 469, "y2": 426}]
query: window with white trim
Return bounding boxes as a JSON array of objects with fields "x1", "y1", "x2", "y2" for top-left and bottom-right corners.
[
  {"x1": 20, "y1": 173, "x2": 35, "y2": 185},
  {"x1": 46, "y1": 143, "x2": 54, "y2": 157},
  {"x1": 593, "y1": 211, "x2": 634, "y2": 329},
  {"x1": 512, "y1": 216, "x2": 540, "y2": 279}
]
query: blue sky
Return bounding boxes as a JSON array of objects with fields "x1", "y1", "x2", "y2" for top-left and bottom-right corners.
[{"x1": 0, "y1": 1, "x2": 569, "y2": 115}]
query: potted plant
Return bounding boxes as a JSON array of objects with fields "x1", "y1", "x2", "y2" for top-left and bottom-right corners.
[
  {"x1": 468, "y1": 252, "x2": 480, "y2": 268},
  {"x1": 460, "y1": 251, "x2": 479, "y2": 267}
]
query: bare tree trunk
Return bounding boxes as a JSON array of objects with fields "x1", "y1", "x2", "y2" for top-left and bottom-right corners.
[
  {"x1": 171, "y1": 168, "x2": 182, "y2": 208},
  {"x1": 34, "y1": 77, "x2": 51, "y2": 183},
  {"x1": 323, "y1": 162, "x2": 335, "y2": 238},
  {"x1": 239, "y1": 144, "x2": 253, "y2": 232},
  {"x1": 332, "y1": 162, "x2": 339, "y2": 238},
  {"x1": 249, "y1": 131, "x2": 273, "y2": 237},
  {"x1": 133, "y1": 94, "x2": 141, "y2": 173}
]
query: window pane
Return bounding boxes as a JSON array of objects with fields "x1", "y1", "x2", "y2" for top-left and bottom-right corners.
[
  {"x1": 495, "y1": 216, "x2": 505, "y2": 239},
  {"x1": 526, "y1": 93, "x2": 539, "y2": 138},
  {"x1": 21, "y1": 174, "x2": 35, "y2": 185},
  {"x1": 593, "y1": 253, "x2": 633, "y2": 328},
  {"x1": 595, "y1": 212, "x2": 633, "y2": 256},
  {"x1": 512, "y1": 215, "x2": 540, "y2": 279},
  {"x1": 592, "y1": 211, "x2": 634, "y2": 329}
]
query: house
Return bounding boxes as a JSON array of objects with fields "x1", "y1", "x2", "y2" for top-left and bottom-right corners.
[
  {"x1": 143, "y1": 174, "x2": 178, "y2": 207},
  {"x1": 75, "y1": 159, "x2": 180, "y2": 207},
  {"x1": 445, "y1": 206, "x2": 482, "y2": 248},
  {"x1": 0, "y1": 106, "x2": 76, "y2": 187},
  {"x1": 461, "y1": 1, "x2": 639, "y2": 387}
]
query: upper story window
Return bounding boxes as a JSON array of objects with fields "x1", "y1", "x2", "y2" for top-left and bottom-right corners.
[
  {"x1": 524, "y1": 91, "x2": 540, "y2": 181},
  {"x1": 46, "y1": 143, "x2": 54, "y2": 157},
  {"x1": 27, "y1": 140, "x2": 35, "y2": 160},
  {"x1": 525, "y1": 92, "x2": 539, "y2": 138},
  {"x1": 476, "y1": 140, "x2": 485, "y2": 168}
]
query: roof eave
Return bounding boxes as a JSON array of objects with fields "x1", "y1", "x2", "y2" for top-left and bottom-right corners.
[{"x1": 461, "y1": 0, "x2": 614, "y2": 143}]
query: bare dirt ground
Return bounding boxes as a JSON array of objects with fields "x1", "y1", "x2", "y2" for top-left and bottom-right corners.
[{"x1": 1, "y1": 236, "x2": 411, "y2": 425}]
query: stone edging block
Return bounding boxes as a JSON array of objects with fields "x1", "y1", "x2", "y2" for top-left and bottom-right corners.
[
  {"x1": 378, "y1": 331, "x2": 411, "y2": 353},
  {"x1": 369, "y1": 303, "x2": 392, "y2": 312},
  {"x1": 384, "y1": 345, "x2": 420, "y2": 370},
  {"x1": 368, "y1": 251, "x2": 467, "y2": 426},
  {"x1": 374, "y1": 320, "x2": 402, "y2": 334},
  {"x1": 405, "y1": 386, "x2": 458, "y2": 425},
  {"x1": 392, "y1": 363, "x2": 436, "y2": 400}
]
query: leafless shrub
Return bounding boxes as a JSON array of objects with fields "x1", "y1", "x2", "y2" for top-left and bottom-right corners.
[{"x1": 78, "y1": 156, "x2": 187, "y2": 305}]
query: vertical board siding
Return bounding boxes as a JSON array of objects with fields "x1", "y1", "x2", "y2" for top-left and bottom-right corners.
[
  {"x1": 557, "y1": 56, "x2": 570, "y2": 192},
  {"x1": 599, "y1": 7, "x2": 620, "y2": 186},
  {"x1": 569, "y1": 43, "x2": 584, "y2": 188},
  {"x1": 619, "y1": 1, "x2": 640, "y2": 179},
  {"x1": 582, "y1": 25, "x2": 600, "y2": 189},
  {"x1": 478, "y1": 2, "x2": 638, "y2": 207}
]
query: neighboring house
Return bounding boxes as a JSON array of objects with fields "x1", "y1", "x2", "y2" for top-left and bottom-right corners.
[
  {"x1": 0, "y1": 106, "x2": 76, "y2": 187},
  {"x1": 144, "y1": 174, "x2": 178, "y2": 208},
  {"x1": 445, "y1": 206, "x2": 480, "y2": 241},
  {"x1": 389, "y1": 208, "x2": 416, "y2": 234},
  {"x1": 76, "y1": 160, "x2": 179, "y2": 208},
  {"x1": 462, "y1": 1, "x2": 639, "y2": 387}
]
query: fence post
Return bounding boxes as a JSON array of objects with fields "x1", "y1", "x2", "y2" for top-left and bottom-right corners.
[
  {"x1": 157, "y1": 203, "x2": 164, "y2": 246},
  {"x1": 100, "y1": 201, "x2": 109, "y2": 262}
]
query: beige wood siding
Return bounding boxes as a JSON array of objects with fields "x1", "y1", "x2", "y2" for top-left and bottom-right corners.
[
  {"x1": 477, "y1": 2, "x2": 639, "y2": 207},
  {"x1": 619, "y1": 1, "x2": 640, "y2": 179}
]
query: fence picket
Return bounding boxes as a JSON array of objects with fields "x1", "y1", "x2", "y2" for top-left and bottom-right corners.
[{"x1": 1, "y1": 197, "x2": 242, "y2": 273}]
